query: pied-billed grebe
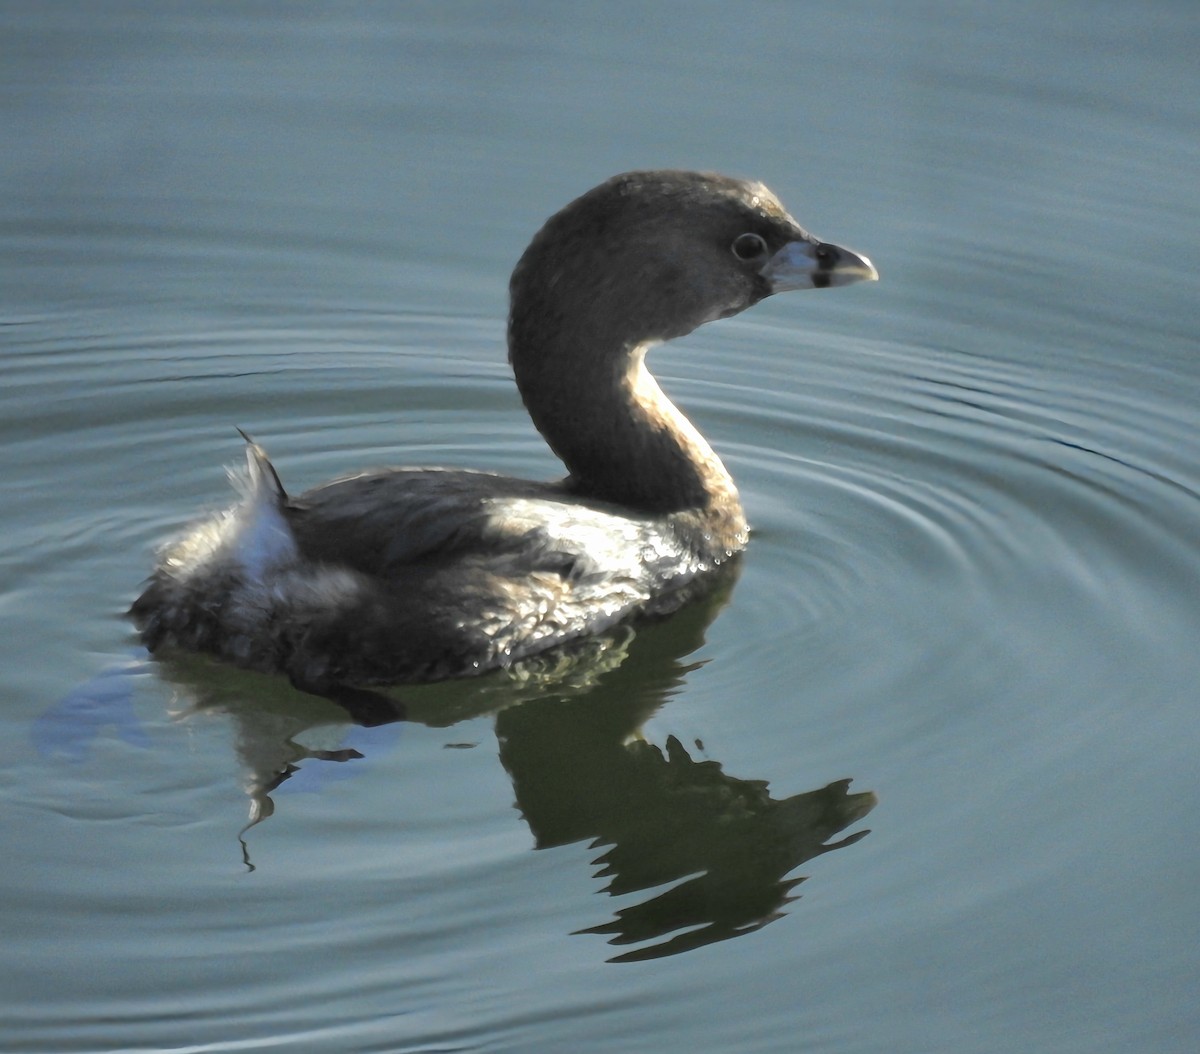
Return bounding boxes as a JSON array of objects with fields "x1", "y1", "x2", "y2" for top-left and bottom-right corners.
[{"x1": 132, "y1": 170, "x2": 877, "y2": 689}]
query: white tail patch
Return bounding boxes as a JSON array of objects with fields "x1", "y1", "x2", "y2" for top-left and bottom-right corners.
[
  {"x1": 225, "y1": 434, "x2": 298, "y2": 583},
  {"x1": 154, "y1": 433, "x2": 368, "y2": 642}
]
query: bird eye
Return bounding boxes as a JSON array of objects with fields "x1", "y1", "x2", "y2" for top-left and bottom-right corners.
[{"x1": 731, "y1": 232, "x2": 768, "y2": 261}]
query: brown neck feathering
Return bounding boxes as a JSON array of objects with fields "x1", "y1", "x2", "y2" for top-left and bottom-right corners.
[{"x1": 507, "y1": 314, "x2": 744, "y2": 534}]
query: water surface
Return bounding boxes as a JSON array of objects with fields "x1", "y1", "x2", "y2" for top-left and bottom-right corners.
[{"x1": 2, "y1": 3, "x2": 1198, "y2": 1052}]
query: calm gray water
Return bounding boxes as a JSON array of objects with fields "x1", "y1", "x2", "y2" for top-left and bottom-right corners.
[{"x1": 3, "y1": 2, "x2": 1198, "y2": 1051}]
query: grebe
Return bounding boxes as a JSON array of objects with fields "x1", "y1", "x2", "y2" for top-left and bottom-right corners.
[{"x1": 132, "y1": 170, "x2": 877, "y2": 691}]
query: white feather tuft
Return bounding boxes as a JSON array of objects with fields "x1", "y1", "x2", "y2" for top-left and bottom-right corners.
[{"x1": 224, "y1": 438, "x2": 297, "y2": 583}]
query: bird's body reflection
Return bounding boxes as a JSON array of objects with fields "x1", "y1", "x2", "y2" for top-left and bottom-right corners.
[{"x1": 107, "y1": 563, "x2": 874, "y2": 960}]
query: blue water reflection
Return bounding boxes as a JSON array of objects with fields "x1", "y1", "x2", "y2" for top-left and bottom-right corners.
[{"x1": 3, "y1": 2, "x2": 1198, "y2": 1052}]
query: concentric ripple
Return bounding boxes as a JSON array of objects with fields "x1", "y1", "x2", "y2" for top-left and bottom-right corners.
[{"x1": 669, "y1": 320, "x2": 1200, "y2": 708}]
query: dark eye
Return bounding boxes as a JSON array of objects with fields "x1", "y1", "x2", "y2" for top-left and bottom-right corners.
[{"x1": 731, "y1": 232, "x2": 768, "y2": 261}]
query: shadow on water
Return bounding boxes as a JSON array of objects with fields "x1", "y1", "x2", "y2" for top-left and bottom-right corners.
[{"x1": 41, "y1": 562, "x2": 875, "y2": 962}]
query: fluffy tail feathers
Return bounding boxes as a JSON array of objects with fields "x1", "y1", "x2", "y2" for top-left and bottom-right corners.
[
  {"x1": 234, "y1": 427, "x2": 287, "y2": 504},
  {"x1": 227, "y1": 430, "x2": 298, "y2": 581}
]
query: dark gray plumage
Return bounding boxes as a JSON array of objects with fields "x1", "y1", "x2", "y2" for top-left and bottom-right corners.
[{"x1": 131, "y1": 170, "x2": 877, "y2": 688}]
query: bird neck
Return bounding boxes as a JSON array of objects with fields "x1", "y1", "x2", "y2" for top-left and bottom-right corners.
[{"x1": 509, "y1": 327, "x2": 745, "y2": 541}]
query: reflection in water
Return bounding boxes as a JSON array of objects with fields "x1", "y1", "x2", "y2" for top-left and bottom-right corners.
[
  {"x1": 492, "y1": 582, "x2": 876, "y2": 962},
  {"x1": 54, "y1": 562, "x2": 874, "y2": 960},
  {"x1": 32, "y1": 652, "x2": 153, "y2": 761},
  {"x1": 145, "y1": 658, "x2": 406, "y2": 868},
  {"x1": 509, "y1": 723, "x2": 873, "y2": 962}
]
